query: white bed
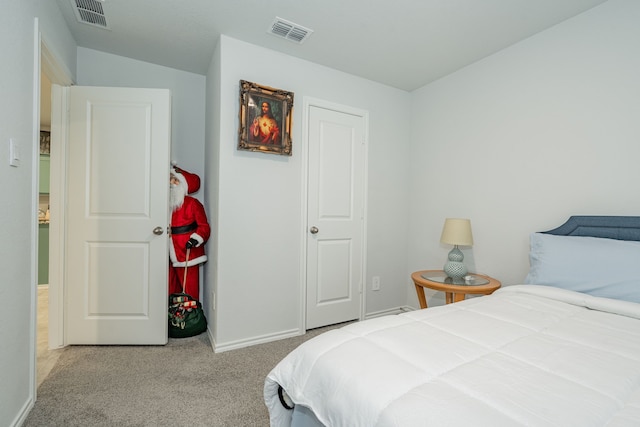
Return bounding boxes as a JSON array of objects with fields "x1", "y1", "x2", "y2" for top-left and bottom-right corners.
[{"x1": 264, "y1": 216, "x2": 640, "y2": 426}]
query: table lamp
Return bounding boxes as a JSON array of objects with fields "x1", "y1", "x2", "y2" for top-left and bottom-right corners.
[{"x1": 440, "y1": 218, "x2": 473, "y2": 279}]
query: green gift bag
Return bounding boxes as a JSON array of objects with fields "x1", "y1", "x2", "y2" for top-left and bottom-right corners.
[{"x1": 168, "y1": 293, "x2": 207, "y2": 338}]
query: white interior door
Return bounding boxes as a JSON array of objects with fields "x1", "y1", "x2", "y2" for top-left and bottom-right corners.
[
  {"x1": 65, "y1": 86, "x2": 171, "y2": 345},
  {"x1": 306, "y1": 103, "x2": 367, "y2": 329}
]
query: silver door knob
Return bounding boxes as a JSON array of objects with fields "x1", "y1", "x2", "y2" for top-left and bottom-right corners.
[
  {"x1": 153, "y1": 226, "x2": 164, "y2": 235},
  {"x1": 310, "y1": 226, "x2": 319, "y2": 234}
]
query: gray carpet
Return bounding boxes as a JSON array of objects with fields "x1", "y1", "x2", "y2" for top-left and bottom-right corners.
[{"x1": 25, "y1": 326, "x2": 342, "y2": 426}]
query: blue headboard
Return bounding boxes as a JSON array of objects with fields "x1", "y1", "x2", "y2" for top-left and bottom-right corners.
[{"x1": 543, "y1": 216, "x2": 640, "y2": 242}]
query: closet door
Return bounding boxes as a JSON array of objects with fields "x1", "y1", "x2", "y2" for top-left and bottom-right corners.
[{"x1": 306, "y1": 103, "x2": 367, "y2": 329}]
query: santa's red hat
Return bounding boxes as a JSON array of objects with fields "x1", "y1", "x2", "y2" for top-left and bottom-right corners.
[{"x1": 172, "y1": 166, "x2": 200, "y2": 194}]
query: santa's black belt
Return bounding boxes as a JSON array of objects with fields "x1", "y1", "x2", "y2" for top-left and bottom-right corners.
[{"x1": 171, "y1": 222, "x2": 197, "y2": 235}]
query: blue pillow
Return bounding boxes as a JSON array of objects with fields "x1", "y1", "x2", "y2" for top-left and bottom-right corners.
[{"x1": 524, "y1": 233, "x2": 640, "y2": 303}]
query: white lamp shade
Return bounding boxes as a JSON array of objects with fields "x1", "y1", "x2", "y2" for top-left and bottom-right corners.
[{"x1": 440, "y1": 218, "x2": 473, "y2": 246}]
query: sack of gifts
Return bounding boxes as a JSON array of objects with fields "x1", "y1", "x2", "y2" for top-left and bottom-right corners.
[
  {"x1": 168, "y1": 247, "x2": 207, "y2": 338},
  {"x1": 168, "y1": 292, "x2": 207, "y2": 338}
]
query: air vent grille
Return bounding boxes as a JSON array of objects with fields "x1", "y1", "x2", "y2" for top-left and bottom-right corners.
[
  {"x1": 268, "y1": 17, "x2": 313, "y2": 44},
  {"x1": 71, "y1": 0, "x2": 110, "y2": 29}
]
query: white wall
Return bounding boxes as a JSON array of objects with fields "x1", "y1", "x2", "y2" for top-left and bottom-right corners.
[
  {"x1": 76, "y1": 48, "x2": 207, "y2": 186},
  {"x1": 407, "y1": 0, "x2": 640, "y2": 307},
  {"x1": 203, "y1": 38, "x2": 222, "y2": 343},
  {"x1": 207, "y1": 36, "x2": 411, "y2": 350},
  {"x1": 0, "y1": 1, "x2": 76, "y2": 425}
]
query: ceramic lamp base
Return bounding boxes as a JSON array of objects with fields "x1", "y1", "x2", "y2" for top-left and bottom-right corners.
[{"x1": 444, "y1": 246, "x2": 467, "y2": 279}]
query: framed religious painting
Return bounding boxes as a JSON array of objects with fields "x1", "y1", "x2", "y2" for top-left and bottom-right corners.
[{"x1": 238, "y1": 80, "x2": 294, "y2": 156}]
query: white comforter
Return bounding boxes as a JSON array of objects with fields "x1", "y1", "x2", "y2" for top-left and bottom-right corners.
[{"x1": 264, "y1": 285, "x2": 640, "y2": 426}]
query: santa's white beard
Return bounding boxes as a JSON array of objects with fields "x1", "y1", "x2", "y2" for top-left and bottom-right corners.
[{"x1": 170, "y1": 183, "x2": 186, "y2": 211}]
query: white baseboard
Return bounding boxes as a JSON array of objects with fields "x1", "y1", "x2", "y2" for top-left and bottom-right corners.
[
  {"x1": 209, "y1": 306, "x2": 421, "y2": 353},
  {"x1": 211, "y1": 327, "x2": 303, "y2": 353},
  {"x1": 10, "y1": 396, "x2": 34, "y2": 427},
  {"x1": 364, "y1": 305, "x2": 416, "y2": 319}
]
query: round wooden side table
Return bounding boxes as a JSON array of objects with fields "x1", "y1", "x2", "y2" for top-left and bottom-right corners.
[{"x1": 411, "y1": 270, "x2": 501, "y2": 309}]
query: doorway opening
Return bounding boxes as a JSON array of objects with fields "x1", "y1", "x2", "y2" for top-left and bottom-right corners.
[{"x1": 36, "y1": 36, "x2": 73, "y2": 387}]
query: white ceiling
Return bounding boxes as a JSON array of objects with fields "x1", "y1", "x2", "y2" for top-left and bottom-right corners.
[{"x1": 54, "y1": 0, "x2": 608, "y2": 92}]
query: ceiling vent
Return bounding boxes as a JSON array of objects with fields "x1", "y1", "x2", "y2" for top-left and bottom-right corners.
[
  {"x1": 268, "y1": 17, "x2": 313, "y2": 44},
  {"x1": 70, "y1": 0, "x2": 111, "y2": 30}
]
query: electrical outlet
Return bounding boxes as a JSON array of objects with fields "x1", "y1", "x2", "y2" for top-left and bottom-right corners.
[
  {"x1": 372, "y1": 276, "x2": 380, "y2": 291},
  {"x1": 9, "y1": 138, "x2": 20, "y2": 167}
]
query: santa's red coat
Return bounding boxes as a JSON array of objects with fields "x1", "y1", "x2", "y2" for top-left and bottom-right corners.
[{"x1": 169, "y1": 196, "x2": 210, "y2": 267}]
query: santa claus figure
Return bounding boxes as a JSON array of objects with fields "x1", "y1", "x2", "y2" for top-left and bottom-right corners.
[{"x1": 169, "y1": 166, "x2": 210, "y2": 300}]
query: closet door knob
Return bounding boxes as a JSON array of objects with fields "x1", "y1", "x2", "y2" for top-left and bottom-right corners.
[
  {"x1": 153, "y1": 226, "x2": 164, "y2": 235},
  {"x1": 310, "y1": 226, "x2": 319, "y2": 234}
]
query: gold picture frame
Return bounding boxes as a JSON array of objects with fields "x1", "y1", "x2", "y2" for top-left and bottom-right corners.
[{"x1": 238, "y1": 80, "x2": 294, "y2": 156}]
